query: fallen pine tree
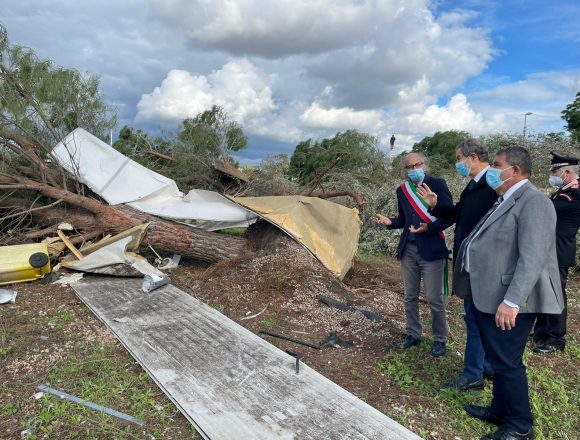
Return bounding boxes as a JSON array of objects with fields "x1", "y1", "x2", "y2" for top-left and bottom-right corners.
[{"x1": 0, "y1": 25, "x2": 364, "y2": 272}]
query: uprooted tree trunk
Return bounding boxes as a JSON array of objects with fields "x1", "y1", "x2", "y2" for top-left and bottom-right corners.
[{"x1": 0, "y1": 175, "x2": 246, "y2": 263}]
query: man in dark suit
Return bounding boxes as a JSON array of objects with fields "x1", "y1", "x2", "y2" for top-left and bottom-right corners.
[
  {"x1": 417, "y1": 139, "x2": 498, "y2": 391},
  {"x1": 375, "y1": 152, "x2": 453, "y2": 357},
  {"x1": 532, "y1": 151, "x2": 580, "y2": 354},
  {"x1": 453, "y1": 147, "x2": 564, "y2": 440}
]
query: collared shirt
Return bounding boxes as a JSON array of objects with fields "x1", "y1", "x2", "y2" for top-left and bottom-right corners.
[
  {"x1": 473, "y1": 165, "x2": 489, "y2": 183},
  {"x1": 501, "y1": 178, "x2": 529, "y2": 202}
]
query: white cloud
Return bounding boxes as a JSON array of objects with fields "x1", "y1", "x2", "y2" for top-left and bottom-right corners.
[
  {"x1": 4, "y1": 0, "x2": 576, "y2": 162},
  {"x1": 300, "y1": 102, "x2": 384, "y2": 131},
  {"x1": 136, "y1": 59, "x2": 277, "y2": 125},
  {"x1": 150, "y1": 0, "x2": 494, "y2": 112},
  {"x1": 401, "y1": 93, "x2": 508, "y2": 135},
  {"x1": 472, "y1": 71, "x2": 580, "y2": 104}
]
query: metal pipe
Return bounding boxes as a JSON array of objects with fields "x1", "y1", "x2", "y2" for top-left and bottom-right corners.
[
  {"x1": 37, "y1": 385, "x2": 145, "y2": 426},
  {"x1": 259, "y1": 330, "x2": 320, "y2": 350}
]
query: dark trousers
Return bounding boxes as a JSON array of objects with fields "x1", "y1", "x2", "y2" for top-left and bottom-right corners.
[
  {"x1": 461, "y1": 298, "x2": 493, "y2": 381},
  {"x1": 533, "y1": 266, "x2": 568, "y2": 348},
  {"x1": 475, "y1": 309, "x2": 536, "y2": 433}
]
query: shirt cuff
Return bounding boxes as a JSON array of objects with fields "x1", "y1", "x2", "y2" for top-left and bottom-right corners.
[{"x1": 503, "y1": 299, "x2": 520, "y2": 309}]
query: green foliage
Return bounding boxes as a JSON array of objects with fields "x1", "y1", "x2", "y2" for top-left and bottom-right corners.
[
  {"x1": 244, "y1": 153, "x2": 300, "y2": 196},
  {"x1": 178, "y1": 104, "x2": 247, "y2": 159},
  {"x1": 288, "y1": 130, "x2": 387, "y2": 185},
  {"x1": 113, "y1": 106, "x2": 248, "y2": 193},
  {"x1": 411, "y1": 130, "x2": 471, "y2": 173},
  {"x1": 561, "y1": 91, "x2": 580, "y2": 142},
  {"x1": 0, "y1": 24, "x2": 116, "y2": 151}
]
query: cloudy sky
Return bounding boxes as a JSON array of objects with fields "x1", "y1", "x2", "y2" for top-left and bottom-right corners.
[{"x1": 3, "y1": 0, "x2": 580, "y2": 164}]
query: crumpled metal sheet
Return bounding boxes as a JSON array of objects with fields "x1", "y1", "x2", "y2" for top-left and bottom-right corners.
[
  {"x1": 0, "y1": 289, "x2": 17, "y2": 304},
  {"x1": 61, "y1": 226, "x2": 164, "y2": 277}
]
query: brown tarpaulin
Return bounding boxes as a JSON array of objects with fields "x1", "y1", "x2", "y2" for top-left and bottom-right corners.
[{"x1": 234, "y1": 196, "x2": 361, "y2": 279}]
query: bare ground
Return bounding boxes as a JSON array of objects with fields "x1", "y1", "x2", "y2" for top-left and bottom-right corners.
[{"x1": 1, "y1": 236, "x2": 578, "y2": 439}]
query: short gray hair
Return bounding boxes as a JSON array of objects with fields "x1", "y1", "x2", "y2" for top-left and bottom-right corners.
[
  {"x1": 402, "y1": 152, "x2": 428, "y2": 170},
  {"x1": 559, "y1": 164, "x2": 579, "y2": 174},
  {"x1": 456, "y1": 138, "x2": 489, "y2": 162},
  {"x1": 496, "y1": 146, "x2": 532, "y2": 176}
]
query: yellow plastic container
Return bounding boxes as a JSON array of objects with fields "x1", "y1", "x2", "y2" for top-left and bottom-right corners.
[{"x1": 0, "y1": 243, "x2": 51, "y2": 286}]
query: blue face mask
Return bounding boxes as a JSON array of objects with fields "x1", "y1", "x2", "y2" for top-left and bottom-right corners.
[
  {"x1": 486, "y1": 166, "x2": 513, "y2": 190},
  {"x1": 408, "y1": 169, "x2": 425, "y2": 183},
  {"x1": 455, "y1": 160, "x2": 471, "y2": 177}
]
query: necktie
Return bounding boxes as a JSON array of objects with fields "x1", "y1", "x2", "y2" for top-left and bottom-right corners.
[
  {"x1": 467, "y1": 179, "x2": 477, "y2": 191},
  {"x1": 461, "y1": 197, "x2": 503, "y2": 271}
]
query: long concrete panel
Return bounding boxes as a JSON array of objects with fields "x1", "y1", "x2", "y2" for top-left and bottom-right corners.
[{"x1": 72, "y1": 277, "x2": 422, "y2": 440}]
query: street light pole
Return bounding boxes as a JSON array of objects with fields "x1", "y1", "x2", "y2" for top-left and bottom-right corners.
[{"x1": 523, "y1": 112, "x2": 533, "y2": 139}]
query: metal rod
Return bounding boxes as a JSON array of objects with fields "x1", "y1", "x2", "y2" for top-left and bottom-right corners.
[
  {"x1": 37, "y1": 385, "x2": 145, "y2": 426},
  {"x1": 259, "y1": 330, "x2": 320, "y2": 350},
  {"x1": 285, "y1": 349, "x2": 301, "y2": 373}
]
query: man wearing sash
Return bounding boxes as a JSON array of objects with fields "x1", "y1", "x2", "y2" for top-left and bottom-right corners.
[{"x1": 375, "y1": 152, "x2": 453, "y2": 357}]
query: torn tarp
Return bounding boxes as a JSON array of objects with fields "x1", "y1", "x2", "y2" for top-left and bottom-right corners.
[
  {"x1": 51, "y1": 128, "x2": 257, "y2": 230},
  {"x1": 234, "y1": 196, "x2": 361, "y2": 279}
]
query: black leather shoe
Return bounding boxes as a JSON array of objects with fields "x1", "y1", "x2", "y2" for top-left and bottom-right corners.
[
  {"x1": 464, "y1": 404, "x2": 503, "y2": 426},
  {"x1": 480, "y1": 426, "x2": 534, "y2": 439},
  {"x1": 401, "y1": 335, "x2": 421, "y2": 349},
  {"x1": 444, "y1": 376, "x2": 485, "y2": 391},
  {"x1": 432, "y1": 341, "x2": 446, "y2": 357},
  {"x1": 483, "y1": 371, "x2": 495, "y2": 380},
  {"x1": 533, "y1": 343, "x2": 563, "y2": 354}
]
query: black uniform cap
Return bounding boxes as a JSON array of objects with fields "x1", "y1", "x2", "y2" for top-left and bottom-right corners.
[{"x1": 549, "y1": 151, "x2": 580, "y2": 171}]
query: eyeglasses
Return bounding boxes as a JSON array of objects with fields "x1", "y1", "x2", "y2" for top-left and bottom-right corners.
[{"x1": 404, "y1": 161, "x2": 424, "y2": 170}]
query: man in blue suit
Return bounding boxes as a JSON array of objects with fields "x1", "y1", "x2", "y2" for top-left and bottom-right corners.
[
  {"x1": 417, "y1": 139, "x2": 498, "y2": 391},
  {"x1": 376, "y1": 152, "x2": 453, "y2": 356}
]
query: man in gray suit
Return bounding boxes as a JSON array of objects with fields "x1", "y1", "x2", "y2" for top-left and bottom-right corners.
[{"x1": 453, "y1": 147, "x2": 563, "y2": 440}]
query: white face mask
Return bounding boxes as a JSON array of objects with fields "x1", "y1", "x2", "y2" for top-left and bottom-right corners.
[{"x1": 549, "y1": 171, "x2": 565, "y2": 188}]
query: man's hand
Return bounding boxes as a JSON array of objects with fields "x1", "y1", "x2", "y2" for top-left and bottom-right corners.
[
  {"x1": 495, "y1": 302, "x2": 519, "y2": 330},
  {"x1": 409, "y1": 222, "x2": 428, "y2": 234},
  {"x1": 417, "y1": 183, "x2": 438, "y2": 207},
  {"x1": 375, "y1": 214, "x2": 392, "y2": 226}
]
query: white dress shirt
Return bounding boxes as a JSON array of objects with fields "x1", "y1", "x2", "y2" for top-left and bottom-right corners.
[{"x1": 472, "y1": 165, "x2": 490, "y2": 183}]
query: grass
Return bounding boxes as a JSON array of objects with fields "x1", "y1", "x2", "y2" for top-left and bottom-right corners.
[
  {"x1": 375, "y1": 332, "x2": 580, "y2": 439},
  {"x1": 0, "y1": 293, "x2": 198, "y2": 440},
  {"x1": 0, "y1": 323, "x2": 11, "y2": 356},
  {"x1": 7, "y1": 343, "x2": 199, "y2": 439},
  {"x1": 47, "y1": 309, "x2": 76, "y2": 330},
  {"x1": 259, "y1": 315, "x2": 275, "y2": 328}
]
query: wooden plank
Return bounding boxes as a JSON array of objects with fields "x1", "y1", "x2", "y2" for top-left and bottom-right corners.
[
  {"x1": 57, "y1": 230, "x2": 84, "y2": 259},
  {"x1": 71, "y1": 277, "x2": 422, "y2": 440}
]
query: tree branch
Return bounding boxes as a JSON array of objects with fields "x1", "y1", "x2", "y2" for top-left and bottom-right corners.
[
  {"x1": 309, "y1": 191, "x2": 367, "y2": 208},
  {"x1": 0, "y1": 198, "x2": 63, "y2": 221},
  {"x1": 304, "y1": 156, "x2": 341, "y2": 196}
]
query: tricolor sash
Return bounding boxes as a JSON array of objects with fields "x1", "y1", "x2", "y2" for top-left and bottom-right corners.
[
  {"x1": 401, "y1": 179, "x2": 444, "y2": 240},
  {"x1": 401, "y1": 179, "x2": 449, "y2": 296}
]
